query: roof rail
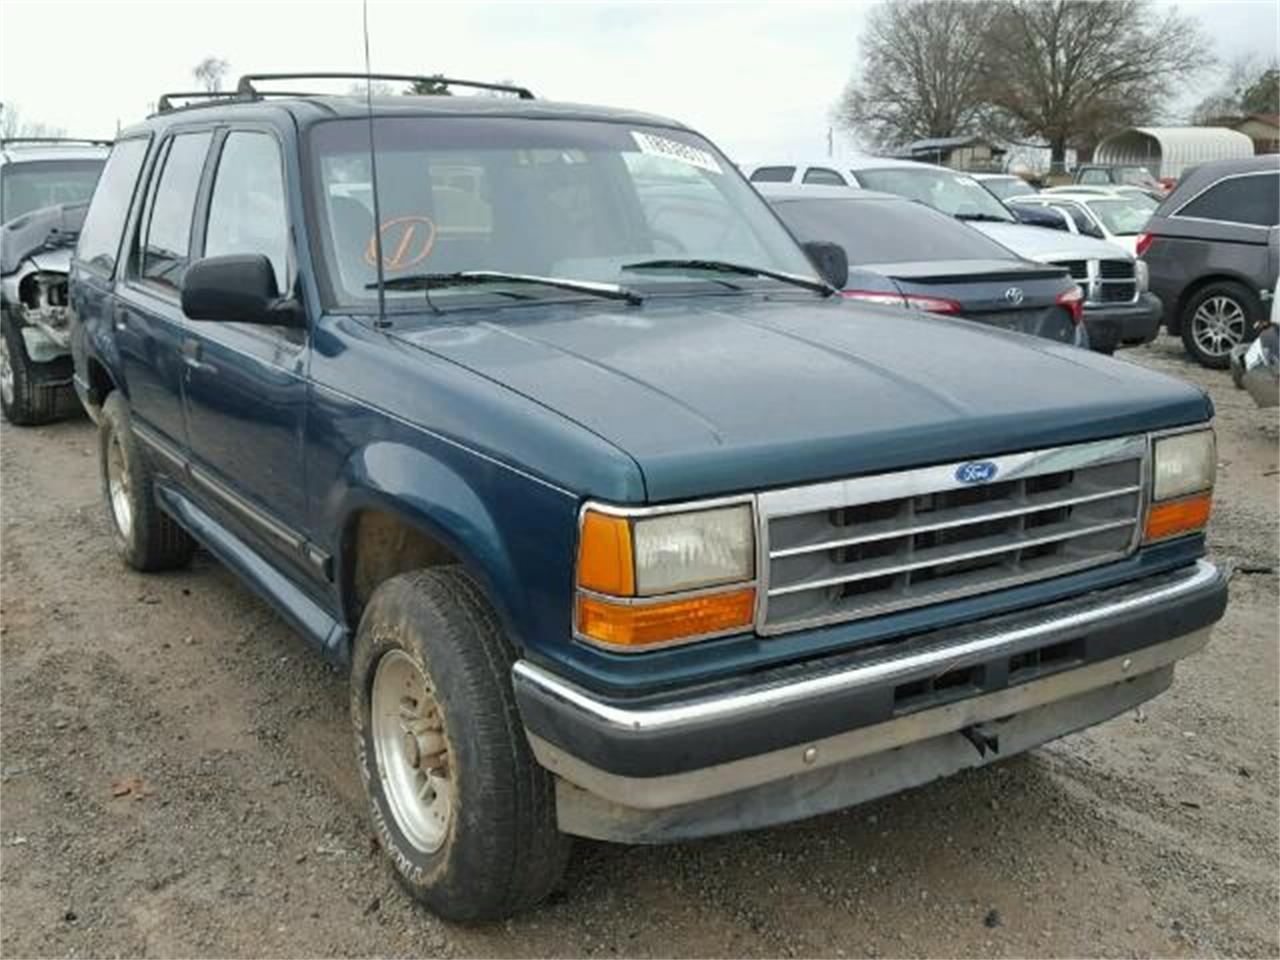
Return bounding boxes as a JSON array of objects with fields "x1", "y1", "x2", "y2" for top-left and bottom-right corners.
[
  {"x1": 1, "y1": 137, "x2": 113, "y2": 147},
  {"x1": 235, "y1": 72, "x2": 535, "y2": 100},
  {"x1": 156, "y1": 90, "x2": 239, "y2": 113}
]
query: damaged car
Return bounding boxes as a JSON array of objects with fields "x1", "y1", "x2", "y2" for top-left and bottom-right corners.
[{"x1": 1, "y1": 138, "x2": 109, "y2": 424}]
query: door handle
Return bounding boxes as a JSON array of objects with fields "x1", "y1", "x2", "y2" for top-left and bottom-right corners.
[
  {"x1": 181, "y1": 339, "x2": 208, "y2": 371},
  {"x1": 113, "y1": 306, "x2": 128, "y2": 332}
]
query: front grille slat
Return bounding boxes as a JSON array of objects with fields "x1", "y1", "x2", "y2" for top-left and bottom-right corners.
[{"x1": 758, "y1": 436, "x2": 1146, "y2": 635}]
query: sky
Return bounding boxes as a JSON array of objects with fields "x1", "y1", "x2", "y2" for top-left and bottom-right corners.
[{"x1": 1, "y1": 0, "x2": 1277, "y2": 163}]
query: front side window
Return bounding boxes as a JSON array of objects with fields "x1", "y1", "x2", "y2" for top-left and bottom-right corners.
[
  {"x1": 748, "y1": 166, "x2": 796, "y2": 183},
  {"x1": 1051, "y1": 201, "x2": 1104, "y2": 238},
  {"x1": 1177, "y1": 172, "x2": 1280, "y2": 227},
  {"x1": 137, "y1": 132, "x2": 212, "y2": 292},
  {"x1": 310, "y1": 118, "x2": 817, "y2": 310},
  {"x1": 204, "y1": 131, "x2": 290, "y2": 292},
  {"x1": 1, "y1": 158, "x2": 104, "y2": 223},
  {"x1": 802, "y1": 167, "x2": 846, "y2": 186},
  {"x1": 1078, "y1": 169, "x2": 1110, "y2": 185},
  {"x1": 853, "y1": 168, "x2": 1014, "y2": 222},
  {"x1": 76, "y1": 140, "x2": 148, "y2": 276}
]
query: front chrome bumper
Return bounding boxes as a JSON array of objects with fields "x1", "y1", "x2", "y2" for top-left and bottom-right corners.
[{"x1": 515, "y1": 560, "x2": 1225, "y2": 840}]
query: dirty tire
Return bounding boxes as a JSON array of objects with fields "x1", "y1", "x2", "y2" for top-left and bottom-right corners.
[
  {"x1": 352, "y1": 567, "x2": 570, "y2": 922},
  {"x1": 98, "y1": 392, "x2": 195, "y2": 571},
  {"x1": 1180, "y1": 281, "x2": 1260, "y2": 370},
  {"x1": 0, "y1": 311, "x2": 75, "y2": 426}
]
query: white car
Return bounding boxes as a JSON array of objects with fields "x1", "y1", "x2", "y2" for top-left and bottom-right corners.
[
  {"x1": 1006, "y1": 191, "x2": 1155, "y2": 256},
  {"x1": 1041, "y1": 184, "x2": 1159, "y2": 209}
]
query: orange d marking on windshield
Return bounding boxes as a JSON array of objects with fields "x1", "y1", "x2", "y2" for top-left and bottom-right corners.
[{"x1": 365, "y1": 216, "x2": 437, "y2": 270}]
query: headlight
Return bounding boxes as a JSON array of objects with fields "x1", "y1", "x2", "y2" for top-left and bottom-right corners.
[
  {"x1": 1145, "y1": 429, "x2": 1215, "y2": 542},
  {"x1": 1134, "y1": 259, "x2": 1149, "y2": 293},
  {"x1": 575, "y1": 503, "x2": 756, "y2": 649}
]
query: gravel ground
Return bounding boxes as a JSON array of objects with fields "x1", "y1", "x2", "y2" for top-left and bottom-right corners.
[{"x1": 1, "y1": 334, "x2": 1276, "y2": 958}]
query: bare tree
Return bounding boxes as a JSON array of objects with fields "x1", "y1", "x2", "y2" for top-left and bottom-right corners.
[
  {"x1": 834, "y1": 0, "x2": 998, "y2": 151},
  {"x1": 192, "y1": 56, "x2": 231, "y2": 93},
  {"x1": 1190, "y1": 54, "x2": 1279, "y2": 123},
  {"x1": 983, "y1": 1, "x2": 1211, "y2": 169},
  {"x1": 0, "y1": 103, "x2": 66, "y2": 139}
]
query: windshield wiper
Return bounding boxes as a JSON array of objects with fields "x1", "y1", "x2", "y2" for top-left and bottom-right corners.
[
  {"x1": 366, "y1": 271, "x2": 643, "y2": 305},
  {"x1": 622, "y1": 259, "x2": 834, "y2": 296},
  {"x1": 954, "y1": 212, "x2": 1012, "y2": 223}
]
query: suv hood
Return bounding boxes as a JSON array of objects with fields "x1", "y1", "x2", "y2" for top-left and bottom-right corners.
[
  {"x1": 396, "y1": 296, "x2": 1209, "y2": 501},
  {"x1": 970, "y1": 221, "x2": 1133, "y2": 261},
  {"x1": 0, "y1": 202, "x2": 85, "y2": 275}
]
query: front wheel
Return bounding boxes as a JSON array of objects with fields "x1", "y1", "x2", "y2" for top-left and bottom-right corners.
[
  {"x1": 351, "y1": 567, "x2": 570, "y2": 921},
  {"x1": 0, "y1": 311, "x2": 76, "y2": 425},
  {"x1": 1180, "y1": 282, "x2": 1260, "y2": 369}
]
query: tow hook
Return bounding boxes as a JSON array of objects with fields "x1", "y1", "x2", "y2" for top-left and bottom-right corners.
[{"x1": 960, "y1": 723, "x2": 1001, "y2": 758}]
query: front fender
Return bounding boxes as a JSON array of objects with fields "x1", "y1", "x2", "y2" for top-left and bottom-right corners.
[{"x1": 323, "y1": 439, "x2": 580, "y2": 655}]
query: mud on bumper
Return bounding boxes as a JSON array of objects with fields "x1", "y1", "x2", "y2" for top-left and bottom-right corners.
[{"x1": 514, "y1": 560, "x2": 1225, "y2": 842}]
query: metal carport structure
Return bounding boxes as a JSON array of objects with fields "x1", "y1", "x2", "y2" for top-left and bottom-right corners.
[{"x1": 1093, "y1": 127, "x2": 1255, "y2": 180}]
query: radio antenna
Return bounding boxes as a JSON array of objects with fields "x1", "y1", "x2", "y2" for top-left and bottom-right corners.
[{"x1": 362, "y1": 0, "x2": 389, "y2": 328}]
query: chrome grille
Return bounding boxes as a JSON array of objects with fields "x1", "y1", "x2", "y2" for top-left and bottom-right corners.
[
  {"x1": 757, "y1": 435, "x2": 1146, "y2": 635},
  {"x1": 1055, "y1": 259, "x2": 1088, "y2": 281}
]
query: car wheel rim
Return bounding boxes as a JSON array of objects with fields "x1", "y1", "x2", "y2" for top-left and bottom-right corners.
[
  {"x1": 106, "y1": 428, "x2": 133, "y2": 539},
  {"x1": 1192, "y1": 296, "x2": 1246, "y2": 357},
  {"x1": 371, "y1": 648, "x2": 452, "y2": 854},
  {"x1": 0, "y1": 334, "x2": 13, "y2": 406}
]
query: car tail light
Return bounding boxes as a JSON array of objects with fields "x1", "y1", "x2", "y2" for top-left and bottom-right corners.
[
  {"x1": 1056, "y1": 284, "x2": 1085, "y2": 325},
  {"x1": 902, "y1": 294, "x2": 962, "y2": 314},
  {"x1": 841, "y1": 290, "x2": 907, "y2": 308},
  {"x1": 1135, "y1": 232, "x2": 1153, "y2": 257}
]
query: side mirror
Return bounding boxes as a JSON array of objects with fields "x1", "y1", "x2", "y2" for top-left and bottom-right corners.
[
  {"x1": 182, "y1": 254, "x2": 303, "y2": 326},
  {"x1": 802, "y1": 240, "x2": 849, "y2": 290}
]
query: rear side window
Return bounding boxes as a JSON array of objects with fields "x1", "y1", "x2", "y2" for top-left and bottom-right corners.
[
  {"x1": 749, "y1": 166, "x2": 795, "y2": 183},
  {"x1": 204, "y1": 132, "x2": 290, "y2": 293},
  {"x1": 771, "y1": 196, "x2": 1016, "y2": 264},
  {"x1": 1177, "y1": 172, "x2": 1279, "y2": 227},
  {"x1": 802, "y1": 167, "x2": 846, "y2": 186},
  {"x1": 1078, "y1": 169, "x2": 1109, "y2": 185},
  {"x1": 137, "y1": 132, "x2": 212, "y2": 292},
  {"x1": 76, "y1": 139, "x2": 149, "y2": 276}
]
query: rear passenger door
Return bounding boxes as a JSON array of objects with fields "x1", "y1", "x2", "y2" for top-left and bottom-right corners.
[
  {"x1": 116, "y1": 130, "x2": 214, "y2": 451},
  {"x1": 179, "y1": 127, "x2": 312, "y2": 580}
]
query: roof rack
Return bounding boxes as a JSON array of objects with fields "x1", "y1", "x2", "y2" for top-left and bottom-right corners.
[
  {"x1": 1, "y1": 137, "x2": 113, "y2": 147},
  {"x1": 236, "y1": 72, "x2": 535, "y2": 100},
  {"x1": 154, "y1": 90, "x2": 316, "y2": 113}
]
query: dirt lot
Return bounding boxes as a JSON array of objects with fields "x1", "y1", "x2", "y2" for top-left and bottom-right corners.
[{"x1": 1, "y1": 335, "x2": 1276, "y2": 959}]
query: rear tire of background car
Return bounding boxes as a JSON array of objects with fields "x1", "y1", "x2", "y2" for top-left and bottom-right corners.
[
  {"x1": 351, "y1": 566, "x2": 570, "y2": 922},
  {"x1": 0, "y1": 311, "x2": 76, "y2": 426},
  {"x1": 1180, "y1": 281, "x2": 1260, "y2": 370},
  {"x1": 98, "y1": 392, "x2": 196, "y2": 571}
]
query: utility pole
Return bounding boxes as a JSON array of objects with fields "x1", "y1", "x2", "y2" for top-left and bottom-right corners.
[{"x1": 827, "y1": 126, "x2": 833, "y2": 158}]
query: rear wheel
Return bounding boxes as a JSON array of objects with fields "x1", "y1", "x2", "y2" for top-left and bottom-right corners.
[
  {"x1": 1181, "y1": 282, "x2": 1260, "y2": 369},
  {"x1": 351, "y1": 567, "x2": 570, "y2": 921},
  {"x1": 98, "y1": 392, "x2": 195, "y2": 571}
]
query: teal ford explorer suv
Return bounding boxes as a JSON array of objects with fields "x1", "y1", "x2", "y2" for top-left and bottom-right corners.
[{"x1": 69, "y1": 73, "x2": 1227, "y2": 921}]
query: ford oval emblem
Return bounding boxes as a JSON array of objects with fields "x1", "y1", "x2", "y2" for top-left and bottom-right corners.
[
  {"x1": 1004, "y1": 287, "x2": 1025, "y2": 305},
  {"x1": 956, "y1": 461, "x2": 998, "y2": 484}
]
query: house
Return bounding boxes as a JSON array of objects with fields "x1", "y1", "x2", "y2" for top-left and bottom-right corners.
[
  {"x1": 896, "y1": 136, "x2": 1007, "y2": 173},
  {"x1": 1231, "y1": 114, "x2": 1279, "y2": 155}
]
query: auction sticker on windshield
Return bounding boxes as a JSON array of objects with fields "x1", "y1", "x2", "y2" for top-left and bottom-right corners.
[{"x1": 631, "y1": 131, "x2": 722, "y2": 175}]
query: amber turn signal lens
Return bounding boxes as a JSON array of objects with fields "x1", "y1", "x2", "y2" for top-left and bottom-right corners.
[
  {"x1": 577, "y1": 588, "x2": 755, "y2": 648},
  {"x1": 1144, "y1": 491, "x2": 1212, "y2": 543},
  {"x1": 577, "y1": 511, "x2": 635, "y2": 596}
]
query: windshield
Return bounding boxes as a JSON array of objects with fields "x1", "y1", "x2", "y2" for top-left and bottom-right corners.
[
  {"x1": 981, "y1": 177, "x2": 1035, "y2": 202},
  {"x1": 854, "y1": 168, "x2": 1014, "y2": 222},
  {"x1": 310, "y1": 117, "x2": 817, "y2": 309},
  {"x1": 1, "y1": 159, "x2": 104, "y2": 224},
  {"x1": 771, "y1": 197, "x2": 1016, "y2": 265},
  {"x1": 1116, "y1": 167, "x2": 1161, "y2": 190},
  {"x1": 1087, "y1": 198, "x2": 1152, "y2": 236}
]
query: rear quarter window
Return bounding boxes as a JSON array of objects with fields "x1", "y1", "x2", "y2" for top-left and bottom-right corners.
[
  {"x1": 802, "y1": 167, "x2": 847, "y2": 186},
  {"x1": 76, "y1": 138, "x2": 150, "y2": 277},
  {"x1": 1176, "y1": 172, "x2": 1279, "y2": 228}
]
